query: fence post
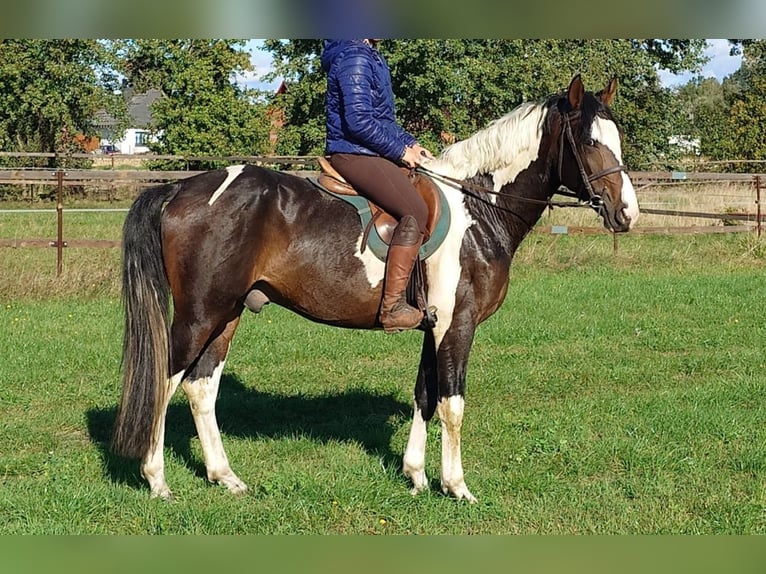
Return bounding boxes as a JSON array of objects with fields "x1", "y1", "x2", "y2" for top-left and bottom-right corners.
[
  {"x1": 756, "y1": 175, "x2": 762, "y2": 238},
  {"x1": 56, "y1": 169, "x2": 64, "y2": 276}
]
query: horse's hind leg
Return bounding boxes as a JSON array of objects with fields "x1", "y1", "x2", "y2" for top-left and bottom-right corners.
[
  {"x1": 181, "y1": 316, "x2": 247, "y2": 495},
  {"x1": 141, "y1": 372, "x2": 184, "y2": 499}
]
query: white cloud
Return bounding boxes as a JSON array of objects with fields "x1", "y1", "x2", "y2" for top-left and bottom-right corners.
[
  {"x1": 658, "y1": 39, "x2": 742, "y2": 88},
  {"x1": 235, "y1": 39, "x2": 282, "y2": 92}
]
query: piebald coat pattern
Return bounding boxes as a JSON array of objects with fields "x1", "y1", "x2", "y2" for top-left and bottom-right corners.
[{"x1": 112, "y1": 75, "x2": 639, "y2": 502}]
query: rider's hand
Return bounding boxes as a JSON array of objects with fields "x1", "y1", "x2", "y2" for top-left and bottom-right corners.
[{"x1": 401, "y1": 144, "x2": 434, "y2": 168}]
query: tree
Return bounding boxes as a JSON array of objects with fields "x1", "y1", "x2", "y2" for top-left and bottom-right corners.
[
  {"x1": 260, "y1": 39, "x2": 325, "y2": 156},
  {"x1": 0, "y1": 39, "x2": 124, "y2": 168},
  {"x1": 115, "y1": 39, "x2": 272, "y2": 169},
  {"x1": 673, "y1": 78, "x2": 729, "y2": 161},
  {"x1": 720, "y1": 40, "x2": 766, "y2": 165},
  {"x1": 261, "y1": 39, "x2": 706, "y2": 169}
]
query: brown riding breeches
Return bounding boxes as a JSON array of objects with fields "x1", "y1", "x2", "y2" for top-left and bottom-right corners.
[{"x1": 328, "y1": 153, "x2": 428, "y2": 235}]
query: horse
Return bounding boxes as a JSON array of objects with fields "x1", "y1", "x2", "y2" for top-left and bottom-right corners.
[{"x1": 111, "y1": 74, "x2": 640, "y2": 502}]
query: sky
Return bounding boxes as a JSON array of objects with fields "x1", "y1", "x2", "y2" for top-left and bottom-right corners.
[
  {"x1": 239, "y1": 39, "x2": 745, "y2": 93},
  {"x1": 656, "y1": 39, "x2": 743, "y2": 87}
]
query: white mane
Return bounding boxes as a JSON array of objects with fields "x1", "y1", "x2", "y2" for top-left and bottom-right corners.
[{"x1": 425, "y1": 101, "x2": 547, "y2": 191}]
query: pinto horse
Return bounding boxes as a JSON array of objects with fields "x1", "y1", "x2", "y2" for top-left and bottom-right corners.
[{"x1": 112, "y1": 74, "x2": 639, "y2": 502}]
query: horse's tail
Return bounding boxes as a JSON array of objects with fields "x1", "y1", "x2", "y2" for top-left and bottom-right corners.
[{"x1": 111, "y1": 183, "x2": 180, "y2": 459}]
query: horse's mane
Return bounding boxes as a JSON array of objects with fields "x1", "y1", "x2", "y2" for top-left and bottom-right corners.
[
  {"x1": 425, "y1": 87, "x2": 617, "y2": 191},
  {"x1": 427, "y1": 100, "x2": 549, "y2": 189}
]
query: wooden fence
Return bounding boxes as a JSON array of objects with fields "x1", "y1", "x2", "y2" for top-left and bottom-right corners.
[{"x1": 1, "y1": 156, "x2": 764, "y2": 275}]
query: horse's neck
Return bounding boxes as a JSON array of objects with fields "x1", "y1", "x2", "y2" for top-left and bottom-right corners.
[{"x1": 457, "y1": 172, "x2": 551, "y2": 256}]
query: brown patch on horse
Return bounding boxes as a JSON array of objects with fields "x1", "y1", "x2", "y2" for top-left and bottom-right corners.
[
  {"x1": 567, "y1": 74, "x2": 585, "y2": 110},
  {"x1": 597, "y1": 77, "x2": 618, "y2": 106}
]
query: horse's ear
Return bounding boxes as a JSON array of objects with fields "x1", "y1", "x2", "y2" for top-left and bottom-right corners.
[
  {"x1": 599, "y1": 76, "x2": 618, "y2": 106},
  {"x1": 567, "y1": 74, "x2": 585, "y2": 111}
]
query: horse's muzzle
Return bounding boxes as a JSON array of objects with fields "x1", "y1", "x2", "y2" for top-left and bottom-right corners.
[{"x1": 599, "y1": 193, "x2": 632, "y2": 233}]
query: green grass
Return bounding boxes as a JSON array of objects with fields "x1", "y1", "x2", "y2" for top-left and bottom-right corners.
[{"x1": 1, "y1": 227, "x2": 766, "y2": 533}]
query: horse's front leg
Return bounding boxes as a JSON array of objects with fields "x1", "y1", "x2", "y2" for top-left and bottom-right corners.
[
  {"x1": 437, "y1": 393, "x2": 476, "y2": 503},
  {"x1": 403, "y1": 330, "x2": 438, "y2": 495},
  {"x1": 435, "y1": 316, "x2": 478, "y2": 503}
]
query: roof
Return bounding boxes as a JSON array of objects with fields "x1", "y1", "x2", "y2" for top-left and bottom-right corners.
[
  {"x1": 126, "y1": 88, "x2": 163, "y2": 128},
  {"x1": 94, "y1": 88, "x2": 164, "y2": 128}
]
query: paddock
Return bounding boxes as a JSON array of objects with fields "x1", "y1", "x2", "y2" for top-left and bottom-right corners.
[{"x1": 1, "y1": 230, "x2": 764, "y2": 534}]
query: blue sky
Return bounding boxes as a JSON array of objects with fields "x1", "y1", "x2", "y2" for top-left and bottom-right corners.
[
  {"x1": 239, "y1": 39, "x2": 744, "y2": 92},
  {"x1": 657, "y1": 39, "x2": 743, "y2": 87}
]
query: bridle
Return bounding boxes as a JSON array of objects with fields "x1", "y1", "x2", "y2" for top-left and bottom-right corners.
[
  {"x1": 558, "y1": 109, "x2": 628, "y2": 214},
  {"x1": 418, "y1": 105, "x2": 628, "y2": 219}
]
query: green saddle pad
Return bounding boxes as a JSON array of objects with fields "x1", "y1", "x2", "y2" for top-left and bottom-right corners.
[{"x1": 308, "y1": 177, "x2": 452, "y2": 262}]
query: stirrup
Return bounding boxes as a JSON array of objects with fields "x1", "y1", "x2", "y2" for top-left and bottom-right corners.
[{"x1": 381, "y1": 300, "x2": 423, "y2": 333}]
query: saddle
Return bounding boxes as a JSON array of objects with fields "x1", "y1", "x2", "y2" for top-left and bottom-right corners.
[
  {"x1": 314, "y1": 157, "x2": 446, "y2": 331},
  {"x1": 316, "y1": 156, "x2": 442, "y2": 246}
]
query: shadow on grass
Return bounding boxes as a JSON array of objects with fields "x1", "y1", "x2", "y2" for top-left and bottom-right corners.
[{"x1": 86, "y1": 373, "x2": 411, "y2": 492}]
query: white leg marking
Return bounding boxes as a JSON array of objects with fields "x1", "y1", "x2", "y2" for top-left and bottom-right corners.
[
  {"x1": 592, "y1": 117, "x2": 640, "y2": 227},
  {"x1": 182, "y1": 362, "x2": 247, "y2": 495},
  {"x1": 141, "y1": 371, "x2": 183, "y2": 499},
  {"x1": 208, "y1": 165, "x2": 245, "y2": 206},
  {"x1": 403, "y1": 406, "x2": 429, "y2": 495},
  {"x1": 437, "y1": 396, "x2": 476, "y2": 503}
]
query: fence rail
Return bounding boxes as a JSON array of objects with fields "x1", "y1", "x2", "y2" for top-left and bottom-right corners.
[{"x1": 1, "y1": 162, "x2": 763, "y2": 275}]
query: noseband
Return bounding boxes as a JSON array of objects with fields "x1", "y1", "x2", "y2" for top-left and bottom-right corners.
[{"x1": 558, "y1": 111, "x2": 627, "y2": 213}]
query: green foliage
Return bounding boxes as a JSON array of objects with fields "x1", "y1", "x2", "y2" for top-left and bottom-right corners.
[
  {"x1": 115, "y1": 40, "x2": 272, "y2": 169},
  {"x1": 262, "y1": 39, "x2": 706, "y2": 169},
  {"x1": 0, "y1": 40, "x2": 124, "y2": 167},
  {"x1": 261, "y1": 39, "x2": 326, "y2": 157},
  {"x1": 13, "y1": 39, "x2": 766, "y2": 173},
  {"x1": 668, "y1": 40, "x2": 766, "y2": 169},
  {"x1": 721, "y1": 40, "x2": 766, "y2": 166},
  {"x1": 674, "y1": 78, "x2": 727, "y2": 160}
]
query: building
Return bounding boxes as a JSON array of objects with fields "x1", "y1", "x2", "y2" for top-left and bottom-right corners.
[{"x1": 94, "y1": 88, "x2": 163, "y2": 154}]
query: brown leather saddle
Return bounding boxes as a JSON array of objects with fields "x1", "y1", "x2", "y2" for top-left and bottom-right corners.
[{"x1": 316, "y1": 156, "x2": 442, "y2": 245}]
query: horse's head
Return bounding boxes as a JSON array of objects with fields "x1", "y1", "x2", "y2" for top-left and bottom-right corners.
[{"x1": 554, "y1": 75, "x2": 640, "y2": 232}]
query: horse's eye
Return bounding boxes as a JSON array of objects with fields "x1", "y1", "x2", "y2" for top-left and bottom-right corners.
[{"x1": 585, "y1": 138, "x2": 596, "y2": 147}]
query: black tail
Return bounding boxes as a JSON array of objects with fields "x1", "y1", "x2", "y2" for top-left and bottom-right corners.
[{"x1": 111, "y1": 183, "x2": 180, "y2": 459}]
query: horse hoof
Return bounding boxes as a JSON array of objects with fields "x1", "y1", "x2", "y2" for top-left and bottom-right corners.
[
  {"x1": 150, "y1": 487, "x2": 174, "y2": 501},
  {"x1": 216, "y1": 473, "x2": 248, "y2": 496},
  {"x1": 442, "y1": 482, "x2": 477, "y2": 503},
  {"x1": 404, "y1": 469, "x2": 428, "y2": 495}
]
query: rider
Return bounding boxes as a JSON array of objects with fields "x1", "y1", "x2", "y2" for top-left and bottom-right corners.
[{"x1": 321, "y1": 39, "x2": 434, "y2": 333}]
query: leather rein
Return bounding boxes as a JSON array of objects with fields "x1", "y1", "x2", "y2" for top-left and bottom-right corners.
[{"x1": 417, "y1": 110, "x2": 627, "y2": 215}]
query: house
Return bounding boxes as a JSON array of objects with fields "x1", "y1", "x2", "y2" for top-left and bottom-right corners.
[
  {"x1": 94, "y1": 88, "x2": 163, "y2": 154},
  {"x1": 668, "y1": 135, "x2": 701, "y2": 156}
]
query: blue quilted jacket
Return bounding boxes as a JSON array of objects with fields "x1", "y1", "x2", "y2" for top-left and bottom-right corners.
[{"x1": 321, "y1": 39, "x2": 416, "y2": 162}]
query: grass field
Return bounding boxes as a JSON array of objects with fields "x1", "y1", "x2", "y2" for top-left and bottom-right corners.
[{"x1": 1, "y1": 197, "x2": 766, "y2": 534}]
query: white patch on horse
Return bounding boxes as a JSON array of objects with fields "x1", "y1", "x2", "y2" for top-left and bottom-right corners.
[
  {"x1": 182, "y1": 361, "x2": 247, "y2": 494},
  {"x1": 141, "y1": 370, "x2": 184, "y2": 499},
  {"x1": 208, "y1": 165, "x2": 245, "y2": 206},
  {"x1": 422, "y1": 183, "x2": 474, "y2": 347},
  {"x1": 591, "y1": 117, "x2": 640, "y2": 227},
  {"x1": 421, "y1": 100, "x2": 546, "y2": 346},
  {"x1": 403, "y1": 406, "x2": 429, "y2": 495},
  {"x1": 354, "y1": 234, "x2": 385, "y2": 288},
  {"x1": 436, "y1": 395, "x2": 475, "y2": 502}
]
